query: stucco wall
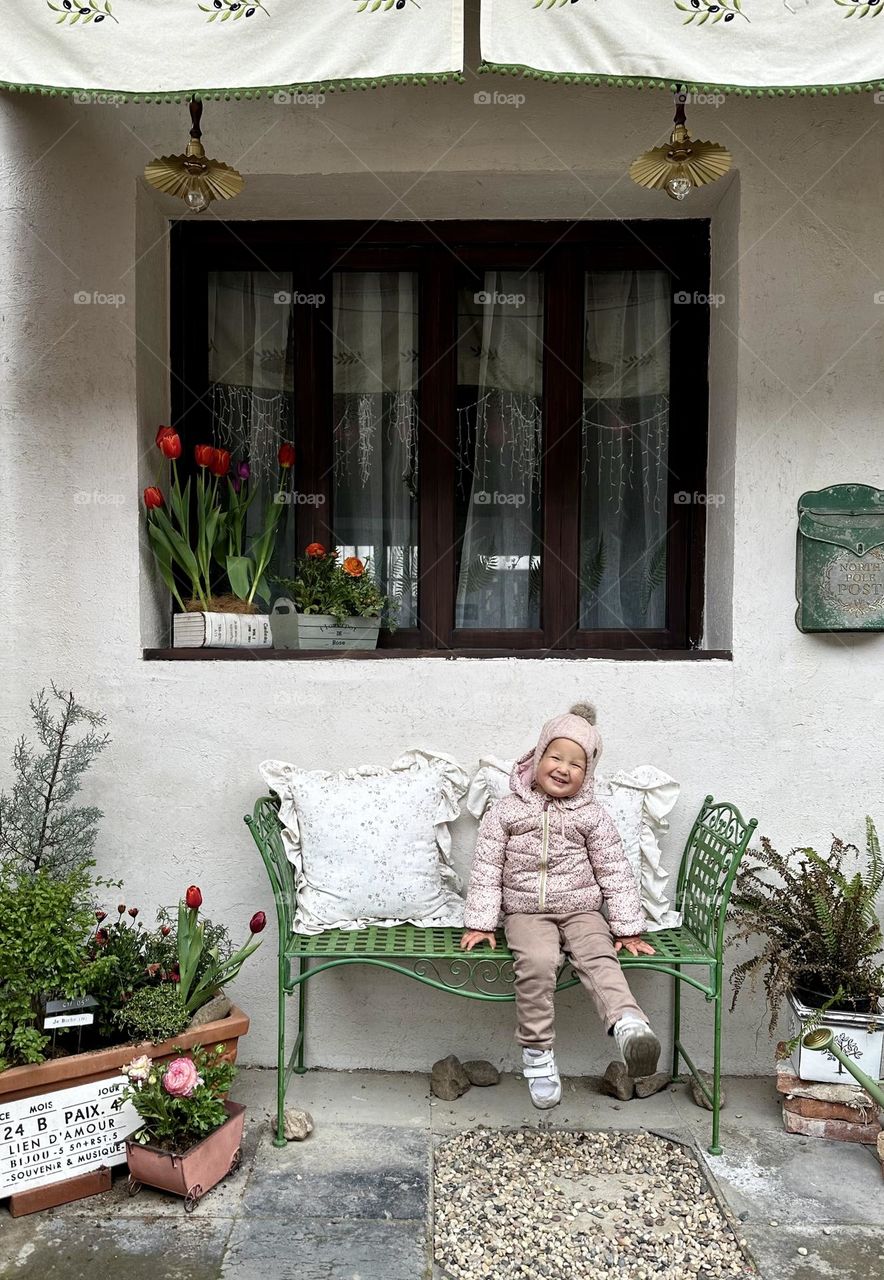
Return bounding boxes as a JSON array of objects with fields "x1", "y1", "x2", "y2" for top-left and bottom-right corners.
[{"x1": 1, "y1": 55, "x2": 882, "y2": 1078}]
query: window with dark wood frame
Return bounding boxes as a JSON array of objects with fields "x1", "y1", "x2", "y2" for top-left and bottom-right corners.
[{"x1": 170, "y1": 220, "x2": 711, "y2": 655}]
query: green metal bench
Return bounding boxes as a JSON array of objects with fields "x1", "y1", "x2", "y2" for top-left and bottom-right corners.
[{"x1": 246, "y1": 792, "x2": 757, "y2": 1155}]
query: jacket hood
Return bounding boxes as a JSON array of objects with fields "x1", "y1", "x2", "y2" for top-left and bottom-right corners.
[{"x1": 510, "y1": 703, "x2": 603, "y2": 807}]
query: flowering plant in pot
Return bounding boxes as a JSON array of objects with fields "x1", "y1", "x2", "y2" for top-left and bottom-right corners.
[
  {"x1": 728, "y1": 818, "x2": 884, "y2": 1081},
  {"x1": 143, "y1": 428, "x2": 295, "y2": 613},
  {"x1": 121, "y1": 1044, "x2": 244, "y2": 1211},
  {"x1": 271, "y1": 543, "x2": 398, "y2": 649}
]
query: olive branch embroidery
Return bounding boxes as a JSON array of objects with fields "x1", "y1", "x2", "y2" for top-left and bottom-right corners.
[
  {"x1": 833, "y1": 0, "x2": 883, "y2": 16},
  {"x1": 674, "y1": 0, "x2": 749, "y2": 23},
  {"x1": 532, "y1": 1, "x2": 581, "y2": 9},
  {"x1": 48, "y1": 1, "x2": 118, "y2": 23},
  {"x1": 199, "y1": 0, "x2": 270, "y2": 19},
  {"x1": 353, "y1": 0, "x2": 421, "y2": 12}
]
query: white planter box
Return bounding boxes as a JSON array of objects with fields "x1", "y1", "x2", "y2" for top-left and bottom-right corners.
[
  {"x1": 787, "y1": 991, "x2": 884, "y2": 1084},
  {"x1": 269, "y1": 600, "x2": 381, "y2": 651}
]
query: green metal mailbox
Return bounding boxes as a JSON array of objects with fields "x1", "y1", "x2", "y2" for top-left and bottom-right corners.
[{"x1": 796, "y1": 484, "x2": 884, "y2": 632}]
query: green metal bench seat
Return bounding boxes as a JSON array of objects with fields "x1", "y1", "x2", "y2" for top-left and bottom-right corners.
[{"x1": 246, "y1": 792, "x2": 757, "y2": 1155}]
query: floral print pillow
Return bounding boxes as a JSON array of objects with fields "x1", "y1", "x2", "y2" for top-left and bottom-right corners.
[{"x1": 260, "y1": 749, "x2": 468, "y2": 934}]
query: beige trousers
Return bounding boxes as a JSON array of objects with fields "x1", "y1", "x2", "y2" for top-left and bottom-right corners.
[{"x1": 504, "y1": 910, "x2": 647, "y2": 1048}]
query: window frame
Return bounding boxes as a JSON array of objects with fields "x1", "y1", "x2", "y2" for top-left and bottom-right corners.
[{"x1": 169, "y1": 219, "x2": 712, "y2": 656}]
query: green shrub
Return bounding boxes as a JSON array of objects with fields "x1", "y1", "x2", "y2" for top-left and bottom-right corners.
[
  {"x1": 114, "y1": 983, "x2": 190, "y2": 1045},
  {"x1": 0, "y1": 866, "x2": 114, "y2": 1071}
]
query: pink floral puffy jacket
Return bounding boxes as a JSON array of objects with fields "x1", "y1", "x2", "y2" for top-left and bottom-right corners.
[{"x1": 462, "y1": 751, "x2": 644, "y2": 938}]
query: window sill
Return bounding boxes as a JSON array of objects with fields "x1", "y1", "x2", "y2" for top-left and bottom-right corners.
[{"x1": 143, "y1": 647, "x2": 733, "y2": 662}]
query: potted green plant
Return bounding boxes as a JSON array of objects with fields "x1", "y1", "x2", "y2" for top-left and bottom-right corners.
[
  {"x1": 143, "y1": 428, "x2": 295, "y2": 624},
  {"x1": 122, "y1": 1044, "x2": 244, "y2": 1212},
  {"x1": 270, "y1": 542, "x2": 397, "y2": 650},
  {"x1": 728, "y1": 818, "x2": 884, "y2": 1083},
  {"x1": 0, "y1": 690, "x2": 259, "y2": 1209}
]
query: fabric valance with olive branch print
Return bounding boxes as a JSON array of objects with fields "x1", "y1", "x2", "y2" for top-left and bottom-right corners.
[
  {"x1": 0, "y1": 0, "x2": 464, "y2": 100},
  {"x1": 480, "y1": 0, "x2": 884, "y2": 95}
]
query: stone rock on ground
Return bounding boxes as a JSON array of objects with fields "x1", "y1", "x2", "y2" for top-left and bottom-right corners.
[
  {"x1": 272, "y1": 1107, "x2": 314, "y2": 1141},
  {"x1": 431, "y1": 1054, "x2": 471, "y2": 1100},
  {"x1": 690, "y1": 1070, "x2": 725, "y2": 1111},
  {"x1": 187, "y1": 992, "x2": 231, "y2": 1028},
  {"x1": 462, "y1": 1059, "x2": 500, "y2": 1087},
  {"x1": 634, "y1": 1071, "x2": 671, "y2": 1098},
  {"x1": 600, "y1": 1060, "x2": 634, "y2": 1101}
]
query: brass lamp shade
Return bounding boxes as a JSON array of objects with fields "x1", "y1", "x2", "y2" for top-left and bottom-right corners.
[
  {"x1": 144, "y1": 98, "x2": 243, "y2": 212},
  {"x1": 630, "y1": 93, "x2": 731, "y2": 201}
]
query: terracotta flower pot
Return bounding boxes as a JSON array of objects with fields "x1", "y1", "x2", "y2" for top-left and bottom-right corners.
[
  {"x1": 0, "y1": 1005, "x2": 250, "y2": 1106},
  {"x1": 126, "y1": 1101, "x2": 245, "y2": 1212}
]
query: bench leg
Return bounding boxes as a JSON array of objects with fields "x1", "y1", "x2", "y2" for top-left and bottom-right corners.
[
  {"x1": 671, "y1": 973, "x2": 682, "y2": 1079},
  {"x1": 293, "y1": 957, "x2": 308, "y2": 1075},
  {"x1": 709, "y1": 966, "x2": 723, "y2": 1157},
  {"x1": 274, "y1": 961, "x2": 288, "y2": 1149}
]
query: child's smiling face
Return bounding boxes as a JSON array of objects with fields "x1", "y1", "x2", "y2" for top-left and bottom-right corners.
[{"x1": 536, "y1": 737, "x2": 587, "y2": 799}]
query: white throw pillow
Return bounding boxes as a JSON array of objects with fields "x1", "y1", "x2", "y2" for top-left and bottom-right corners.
[
  {"x1": 259, "y1": 749, "x2": 468, "y2": 934},
  {"x1": 466, "y1": 757, "x2": 681, "y2": 931}
]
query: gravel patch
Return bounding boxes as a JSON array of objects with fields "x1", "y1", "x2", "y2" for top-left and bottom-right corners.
[{"x1": 434, "y1": 1128, "x2": 754, "y2": 1280}]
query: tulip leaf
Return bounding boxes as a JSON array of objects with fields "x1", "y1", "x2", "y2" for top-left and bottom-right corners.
[{"x1": 226, "y1": 555, "x2": 254, "y2": 601}]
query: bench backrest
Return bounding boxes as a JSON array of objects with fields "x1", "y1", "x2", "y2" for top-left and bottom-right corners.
[
  {"x1": 676, "y1": 795, "x2": 758, "y2": 954},
  {"x1": 245, "y1": 796, "x2": 296, "y2": 939}
]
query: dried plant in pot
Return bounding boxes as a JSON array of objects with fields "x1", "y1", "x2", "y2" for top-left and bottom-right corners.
[
  {"x1": 122, "y1": 1045, "x2": 244, "y2": 1212},
  {"x1": 728, "y1": 818, "x2": 884, "y2": 1083}
]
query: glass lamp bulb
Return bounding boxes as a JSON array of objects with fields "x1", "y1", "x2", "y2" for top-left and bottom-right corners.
[
  {"x1": 666, "y1": 175, "x2": 693, "y2": 202},
  {"x1": 185, "y1": 187, "x2": 210, "y2": 212}
]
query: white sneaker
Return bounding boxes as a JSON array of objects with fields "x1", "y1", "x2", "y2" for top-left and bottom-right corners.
[
  {"x1": 522, "y1": 1048, "x2": 562, "y2": 1109},
  {"x1": 613, "y1": 1015, "x2": 661, "y2": 1078}
]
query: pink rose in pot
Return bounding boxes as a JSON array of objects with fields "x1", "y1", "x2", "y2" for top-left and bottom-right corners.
[{"x1": 162, "y1": 1057, "x2": 201, "y2": 1098}]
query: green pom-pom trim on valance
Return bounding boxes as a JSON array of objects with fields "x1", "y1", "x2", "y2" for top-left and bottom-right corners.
[
  {"x1": 0, "y1": 71, "x2": 467, "y2": 103},
  {"x1": 477, "y1": 62, "x2": 884, "y2": 96}
]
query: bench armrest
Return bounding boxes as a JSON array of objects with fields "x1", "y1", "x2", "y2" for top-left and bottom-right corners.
[{"x1": 245, "y1": 795, "x2": 296, "y2": 939}]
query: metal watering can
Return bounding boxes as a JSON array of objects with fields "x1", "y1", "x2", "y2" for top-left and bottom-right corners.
[{"x1": 802, "y1": 1028, "x2": 884, "y2": 1110}]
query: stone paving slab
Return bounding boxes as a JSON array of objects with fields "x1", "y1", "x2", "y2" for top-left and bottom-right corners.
[
  {"x1": 739, "y1": 1223, "x2": 884, "y2": 1280},
  {"x1": 239, "y1": 1123, "x2": 429, "y2": 1222},
  {"x1": 221, "y1": 1216, "x2": 430, "y2": 1280}
]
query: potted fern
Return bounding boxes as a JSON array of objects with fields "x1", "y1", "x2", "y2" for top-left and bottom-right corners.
[{"x1": 728, "y1": 818, "x2": 884, "y2": 1083}]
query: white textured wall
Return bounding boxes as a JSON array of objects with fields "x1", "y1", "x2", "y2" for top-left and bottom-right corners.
[{"x1": 1, "y1": 54, "x2": 883, "y2": 1078}]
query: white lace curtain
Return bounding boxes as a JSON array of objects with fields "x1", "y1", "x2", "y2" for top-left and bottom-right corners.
[
  {"x1": 581, "y1": 270, "x2": 671, "y2": 632},
  {"x1": 332, "y1": 272, "x2": 419, "y2": 626}
]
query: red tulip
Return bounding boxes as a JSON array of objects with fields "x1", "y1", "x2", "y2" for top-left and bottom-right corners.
[
  {"x1": 249, "y1": 911, "x2": 267, "y2": 934},
  {"x1": 118, "y1": 903, "x2": 126, "y2": 914},
  {"x1": 159, "y1": 431, "x2": 182, "y2": 460},
  {"x1": 95, "y1": 929, "x2": 108, "y2": 946},
  {"x1": 156, "y1": 425, "x2": 176, "y2": 447},
  {"x1": 194, "y1": 444, "x2": 215, "y2": 468},
  {"x1": 185, "y1": 885, "x2": 202, "y2": 910},
  {"x1": 209, "y1": 448, "x2": 231, "y2": 478},
  {"x1": 160, "y1": 924, "x2": 172, "y2": 937},
  {"x1": 278, "y1": 442, "x2": 296, "y2": 468},
  {"x1": 143, "y1": 487, "x2": 164, "y2": 510},
  {"x1": 128, "y1": 906, "x2": 139, "y2": 919},
  {"x1": 169, "y1": 972, "x2": 181, "y2": 983},
  {"x1": 95, "y1": 910, "x2": 107, "y2": 923}
]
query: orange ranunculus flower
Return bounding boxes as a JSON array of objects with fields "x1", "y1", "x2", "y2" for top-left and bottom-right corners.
[
  {"x1": 278, "y1": 442, "x2": 296, "y2": 468},
  {"x1": 194, "y1": 444, "x2": 215, "y2": 468},
  {"x1": 156, "y1": 424, "x2": 176, "y2": 447},
  {"x1": 342, "y1": 557, "x2": 365, "y2": 578},
  {"x1": 159, "y1": 430, "x2": 182, "y2": 460},
  {"x1": 143, "y1": 486, "x2": 164, "y2": 510},
  {"x1": 305, "y1": 542, "x2": 327, "y2": 559},
  {"x1": 209, "y1": 448, "x2": 231, "y2": 478}
]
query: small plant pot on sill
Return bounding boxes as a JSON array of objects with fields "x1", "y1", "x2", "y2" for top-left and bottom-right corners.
[
  {"x1": 126, "y1": 1101, "x2": 245, "y2": 1212},
  {"x1": 788, "y1": 990, "x2": 884, "y2": 1084},
  {"x1": 269, "y1": 599, "x2": 381, "y2": 650}
]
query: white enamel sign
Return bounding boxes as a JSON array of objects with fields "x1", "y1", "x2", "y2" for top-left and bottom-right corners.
[{"x1": 0, "y1": 1075, "x2": 140, "y2": 1195}]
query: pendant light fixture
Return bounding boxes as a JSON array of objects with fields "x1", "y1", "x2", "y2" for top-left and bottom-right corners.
[
  {"x1": 629, "y1": 89, "x2": 731, "y2": 202},
  {"x1": 144, "y1": 97, "x2": 244, "y2": 213}
]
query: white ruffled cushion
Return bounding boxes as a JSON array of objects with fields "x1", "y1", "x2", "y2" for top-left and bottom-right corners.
[
  {"x1": 466, "y1": 758, "x2": 681, "y2": 931},
  {"x1": 259, "y1": 750, "x2": 468, "y2": 934}
]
